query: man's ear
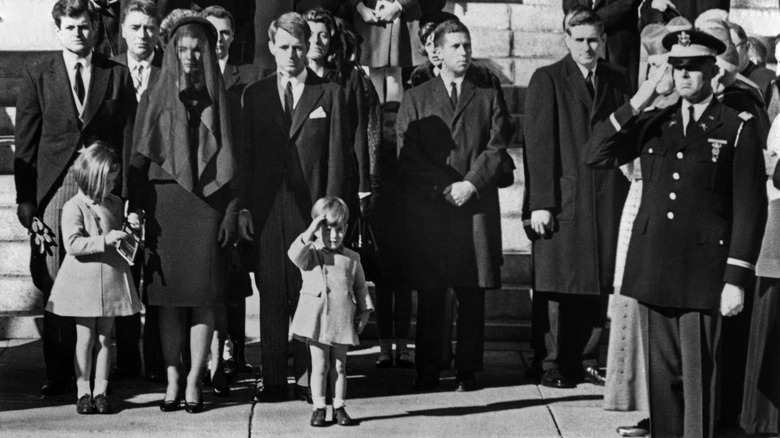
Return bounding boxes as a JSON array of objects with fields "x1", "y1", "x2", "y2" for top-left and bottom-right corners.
[{"x1": 268, "y1": 39, "x2": 275, "y2": 55}]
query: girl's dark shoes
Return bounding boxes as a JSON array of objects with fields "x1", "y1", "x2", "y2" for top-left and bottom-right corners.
[
  {"x1": 93, "y1": 394, "x2": 112, "y2": 414},
  {"x1": 333, "y1": 407, "x2": 355, "y2": 426},
  {"x1": 184, "y1": 389, "x2": 204, "y2": 413},
  {"x1": 310, "y1": 408, "x2": 327, "y2": 427},
  {"x1": 76, "y1": 394, "x2": 95, "y2": 414}
]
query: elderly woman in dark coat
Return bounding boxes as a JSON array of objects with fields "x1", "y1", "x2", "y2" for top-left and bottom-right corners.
[{"x1": 129, "y1": 16, "x2": 237, "y2": 413}]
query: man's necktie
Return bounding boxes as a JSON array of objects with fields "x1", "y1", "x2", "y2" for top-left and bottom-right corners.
[
  {"x1": 284, "y1": 81, "x2": 294, "y2": 123},
  {"x1": 450, "y1": 82, "x2": 458, "y2": 109},
  {"x1": 586, "y1": 71, "x2": 595, "y2": 99},
  {"x1": 133, "y1": 64, "x2": 144, "y2": 92},
  {"x1": 75, "y1": 62, "x2": 85, "y2": 104},
  {"x1": 685, "y1": 105, "x2": 696, "y2": 137}
]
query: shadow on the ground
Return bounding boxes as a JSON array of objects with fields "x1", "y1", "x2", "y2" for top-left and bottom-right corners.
[{"x1": 358, "y1": 395, "x2": 603, "y2": 423}]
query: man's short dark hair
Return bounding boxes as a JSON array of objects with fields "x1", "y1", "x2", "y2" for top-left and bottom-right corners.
[
  {"x1": 121, "y1": 0, "x2": 160, "y2": 25},
  {"x1": 52, "y1": 0, "x2": 96, "y2": 28},
  {"x1": 268, "y1": 12, "x2": 311, "y2": 44},
  {"x1": 433, "y1": 20, "x2": 470, "y2": 48},
  {"x1": 201, "y1": 5, "x2": 234, "y2": 32},
  {"x1": 563, "y1": 6, "x2": 604, "y2": 35}
]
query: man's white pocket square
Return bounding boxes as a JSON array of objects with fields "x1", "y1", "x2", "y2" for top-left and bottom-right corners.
[{"x1": 309, "y1": 107, "x2": 327, "y2": 119}]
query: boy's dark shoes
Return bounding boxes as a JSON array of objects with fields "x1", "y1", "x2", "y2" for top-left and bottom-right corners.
[
  {"x1": 455, "y1": 372, "x2": 478, "y2": 392},
  {"x1": 93, "y1": 394, "x2": 112, "y2": 414},
  {"x1": 76, "y1": 394, "x2": 95, "y2": 414},
  {"x1": 333, "y1": 407, "x2": 356, "y2": 426},
  {"x1": 41, "y1": 379, "x2": 73, "y2": 396},
  {"x1": 254, "y1": 384, "x2": 287, "y2": 403},
  {"x1": 295, "y1": 385, "x2": 313, "y2": 404},
  {"x1": 310, "y1": 408, "x2": 327, "y2": 427},
  {"x1": 541, "y1": 368, "x2": 573, "y2": 388}
]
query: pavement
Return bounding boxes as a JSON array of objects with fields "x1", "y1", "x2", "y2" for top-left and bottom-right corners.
[{"x1": 0, "y1": 338, "x2": 653, "y2": 438}]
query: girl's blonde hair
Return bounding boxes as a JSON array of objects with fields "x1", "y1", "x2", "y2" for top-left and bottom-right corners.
[
  {"x1": 73, "y1": 142, "x2": 120, "y2": 204},
  {"x1": 311, "y1": 196, "x2": 349, "y2": 228}
]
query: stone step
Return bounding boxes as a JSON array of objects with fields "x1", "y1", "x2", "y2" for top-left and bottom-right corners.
[
  {"x1": 0, "y1": 240, "x2": 31, "y2": 276},
  {"x1": 0, "y1": 275, "x2": 42, "y2": 315},
  {"x1": 0, "y1": 174, "x2": 15, "y2": 206},
  {"x1": 0, "y1": 207, "x2": 27, "y2": 241}
]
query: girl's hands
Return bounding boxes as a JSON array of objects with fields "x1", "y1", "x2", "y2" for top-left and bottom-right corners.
[
  {"x1": 355, "y1": 311, "x2": 370, "y2": 334},
  {"x1": 105, "y1": 230, "x2": 128, "y2": 246}
]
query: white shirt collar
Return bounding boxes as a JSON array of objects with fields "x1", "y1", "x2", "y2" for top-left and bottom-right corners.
[
  {"x1": 682, "y1": 93, "x2": 714, "y2": 124},
  {"x1": 62, "y1": 49, "x2": 92, "y2": 71},
  {"x1": 575, "y1": 62, "x2": 597, "y2": 80},
  {"x1": 127, "y1": 52, "x2": 152, "y2": 72},
  {"x1": 218, "y1": 58, "x2": 228, "y2": 75},
  {"x1": 278, "y1": 68, "x2": 308, "y2": 110},
  {"x1": 439, "y1": 71, "x2": 465, "y2": 94}
]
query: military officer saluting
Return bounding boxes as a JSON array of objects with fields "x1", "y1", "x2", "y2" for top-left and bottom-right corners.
[{"x1": 585, "y1": 29, "x2": 766, "y2": 438}]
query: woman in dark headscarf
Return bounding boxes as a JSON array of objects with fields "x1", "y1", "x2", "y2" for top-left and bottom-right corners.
[{"x1": 128, "y1": 16, "x2": 237, "y2": 414}]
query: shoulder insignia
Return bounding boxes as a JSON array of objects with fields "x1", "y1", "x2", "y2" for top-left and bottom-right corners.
[{"x1": 739, "y1": 111, "x2": 754, "y2": 122}]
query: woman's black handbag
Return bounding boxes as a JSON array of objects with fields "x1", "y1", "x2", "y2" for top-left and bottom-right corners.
[{"x1": 347, "y1": 215, "x2": 382, "y2": 282}]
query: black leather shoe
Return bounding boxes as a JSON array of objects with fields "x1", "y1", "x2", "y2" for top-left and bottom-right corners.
[
  {"x1": 254, "y1": 384, "x2": 288, "y2": 403},
  {"x1": 76, "y1": 394, "x2": 95, "y2": 414},
  {"x1": 159, "y1": 396, "x2": 182, "y2": 412},
  {"x1": 412, "y1": 375, "x2": 440, "y2": 392},
  {"x1": 333, "y1": 406, "x2": 355, "y2": 426},
  {"x1": 310, "y1": 408, "x2": 327, "y2": 427},
  {"x1": 41, "y1": 379, "x2": 72, "y2": 396},
  {"x1": 93, "y1": 394, "x2": 112, "y2": 414},
  {"x1": 455, "y1": 372, "x2": 477, "y2": 392},
  {"x1": 395, "y1": 351, "x2": 414, "y2": 369},
  {"x1": 583, "y1": 366, "x2": 606, "y2": 386},
  {"x1": 294, "y1": 385, "x2": 313, "y2": 404},
  {"x1": 616, "y1": 418, "x2": 650, "y2": 437},
  {"x1": 541, "y1": 369, "x2": 574, "y2": 388},
  {"x1": 375, "y1": 353, "x2": 393, "y2": 368}
]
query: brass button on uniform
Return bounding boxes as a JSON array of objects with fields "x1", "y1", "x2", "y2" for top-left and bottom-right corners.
[
  {"x1": 669, "y1": 192, "x2": 677, "y2": 200},
  {"x1": 673, "y1": 172, "x2": 680, "y2": 180},
  {"x1": 667, "y1": 212, "x2": 675, "y2": 219}
]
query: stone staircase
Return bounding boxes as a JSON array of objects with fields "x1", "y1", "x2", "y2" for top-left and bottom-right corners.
[{"x1": 2, "y1": 0, "x2": 779, "y2": 341}]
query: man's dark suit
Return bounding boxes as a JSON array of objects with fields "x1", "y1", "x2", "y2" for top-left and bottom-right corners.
[
  {"x1": 396, "y1": 66, "x2": 513, "y2": 380},
  {"x1": 111, "y1": 48, "x2": 163, "y2": 379},
  {"x1": 523, "y1": 56, "x2": 631, "y2": 379},
  {"x1": 585, "y1": 99, "x2": 766, "y2": 437},
  {"x1": 239, "y1": 70, "x2": 349, "y2": 390},
  {"x1": 563, "y1": 0, "x2": 641, "y2": 89},
  {"x1": 14, "y1": 51, "x2": 136, "y2": 388}
]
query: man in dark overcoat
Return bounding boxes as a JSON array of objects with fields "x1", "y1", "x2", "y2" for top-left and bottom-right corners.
[
  {"x1": 523, "y1": 6, "x2": 631, "y2": 388},
  {"x1": 14, "y1": 0, "x2": 136, "y2": 396},
  {"x1": 397, "y1": 19, "x2": 514, "y2": 392},
  {"x1": 237, "y1": 12, "x2": 349, "y2": 403},
  {"x1": 563, "y1": 0, "x2": 641, "y2": 89},
  {"x1": 110, "y1": 0, "x2": 163, "y2": 382},
  {"x1": 584, "y1": 30, "x2": 766, "y2": 438}
]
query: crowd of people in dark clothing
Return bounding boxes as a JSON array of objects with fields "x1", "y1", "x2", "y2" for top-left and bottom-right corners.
[{"x1": 12, "y1": 0, "x2": 780, "y2": 435}]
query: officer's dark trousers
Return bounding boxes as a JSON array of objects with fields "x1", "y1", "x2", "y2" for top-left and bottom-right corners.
[
  {"x1": 538, "y1": 291, "x2": 606, "y2": 377},
  {"x1": 640, "y1": 303, "x2": 720, "y2": 438},
  {"x1": 415, "y1": 288, "x2": 485, "y2": 378}
]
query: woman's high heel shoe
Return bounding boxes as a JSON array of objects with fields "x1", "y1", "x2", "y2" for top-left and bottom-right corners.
[
  {"x1": 184, "y1": 388, "x2": 204, "y2": 414},
  {"x1": 159, "y1": 396, "x2": 181, "y2": 412}
]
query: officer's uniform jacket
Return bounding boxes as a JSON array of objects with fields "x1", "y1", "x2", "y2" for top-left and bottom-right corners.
[{"x1": 584, "y1": 98, "x2": 766, "y2": 310}]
